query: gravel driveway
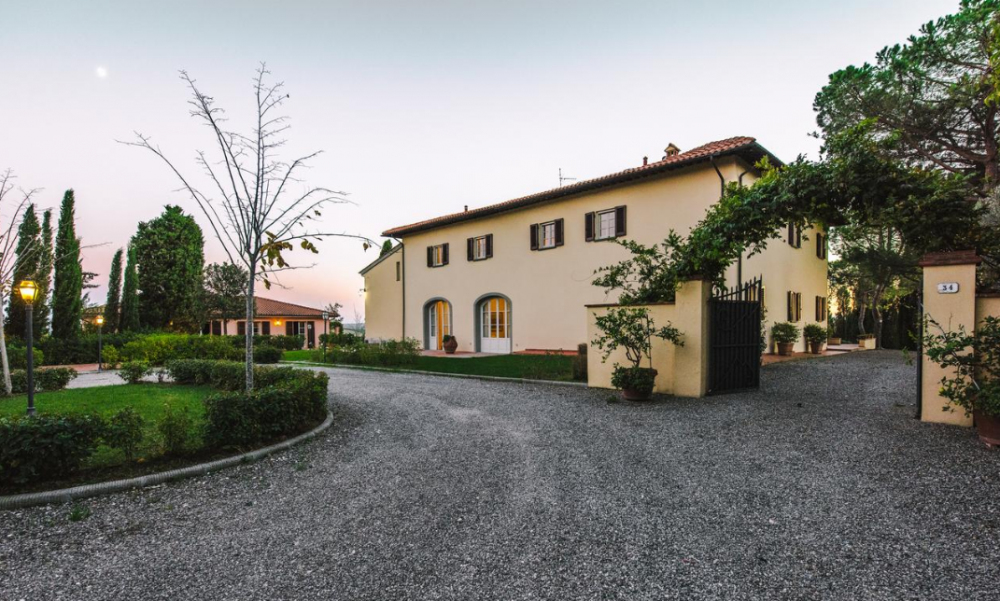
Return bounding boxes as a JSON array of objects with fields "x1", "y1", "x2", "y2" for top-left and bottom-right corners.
[{"x1": 2, "y1": 351, "x2": 998, "y2": 600}]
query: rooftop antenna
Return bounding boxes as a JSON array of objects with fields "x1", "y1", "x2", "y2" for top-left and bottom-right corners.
[{"x1": 559, "y1": 168, "x2": 577, "y2": 187}]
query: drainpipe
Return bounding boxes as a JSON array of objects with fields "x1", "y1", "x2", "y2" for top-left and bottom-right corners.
[
  {"x1": 392, "y1": 236, "x2": 406, "y2": 341},
  {"x1": 710, "y1": 156, "x2": 743, "y2": 287}
]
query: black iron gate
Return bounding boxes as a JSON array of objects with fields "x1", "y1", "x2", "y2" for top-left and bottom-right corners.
[{"x1": 708, "y1": 277, "x2": 763, "y2": 395}]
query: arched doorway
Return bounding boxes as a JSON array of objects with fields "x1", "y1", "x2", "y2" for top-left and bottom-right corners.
[
  {"x1": 476, "y1": 295, "x2": 511, "y2": 354},
  {"x1": 424, "y1": 298, "x2": 452, "y2": 351}
]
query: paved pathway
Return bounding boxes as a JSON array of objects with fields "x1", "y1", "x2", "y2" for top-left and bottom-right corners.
[{"x1": 2, "y1": 351, "x2": 999, "y2": 600}]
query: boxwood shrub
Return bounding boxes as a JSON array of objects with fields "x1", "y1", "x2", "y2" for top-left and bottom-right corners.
[
  {"x1": 0, "y1": 414, "x2": 105, "y2": 485},
  {"x1": 8, "y1": 367, "x2": 78, "y2": 394},
  {"x1": 4, "y1": 346, "x2": 45, "y2": 370},
  {"x1": 203, "y1": 370, "x2": 329, "y2": 449}
]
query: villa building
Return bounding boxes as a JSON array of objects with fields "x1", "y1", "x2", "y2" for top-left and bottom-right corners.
[
  {"x1": 361, "y1": 137, "x2": 828, "y2": 354},
  {"x1": 202, "y1": 296, "x2": 330, "y2": 349}
]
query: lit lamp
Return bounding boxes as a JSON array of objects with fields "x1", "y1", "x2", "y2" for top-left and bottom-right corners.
[
  {"x1": 95, "y1": 314, "x2": 105, "y2": 372},
  {"x1": 17, "y1": 280, "x2": 37, "y2": 416},
  {"x1": 321, "y1": 311, "x2": 330, "y2": 363}
]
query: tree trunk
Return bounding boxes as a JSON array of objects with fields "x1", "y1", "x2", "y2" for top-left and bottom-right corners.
[
  {"x1": 856, "y1": 291, "x2": 867, "y2": 337},
  {"x1": 244, "y1": 267, "x2": 255, "y2": 392},
  {"x1": 0, "y1": 292, "x2": 11, "y2": 395}
]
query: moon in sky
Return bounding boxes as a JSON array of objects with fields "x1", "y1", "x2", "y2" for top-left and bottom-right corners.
[{"x1": 95, "y1": 66, "x2": 108, "y2": 78}]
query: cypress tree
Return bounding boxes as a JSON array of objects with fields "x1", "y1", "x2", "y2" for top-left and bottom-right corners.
[
  {"x1": 36, "y1": 209, "x2": 54, "y2": 335},
  {"x1": 119, "y1": 245, "x2": 140, "y2": 333},
  {"x1": 104, "y1": 249, "x2": 124, "y2": 333},
  {"x1": 5, "y1": 205, "x2": 41, "y2": 339},
  {"x1": 51, "y1": 190, "x2": 83, "y2": 339}
]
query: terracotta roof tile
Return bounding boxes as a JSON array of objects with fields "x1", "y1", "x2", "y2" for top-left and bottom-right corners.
[
  {"x1": 253, "y1": 296, "x2": 325, "y2": 318},
  {"x1": 382, "y1": 136, "x2": 777, "y2": 237}
]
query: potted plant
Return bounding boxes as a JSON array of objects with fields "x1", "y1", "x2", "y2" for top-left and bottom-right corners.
[
  {"x1": 924, "y1": 316, "x2": 1000, "y2": 447},
  {"x1": 771, "y1": 322, "x2": 799, "y2": 356},
  {"x1": 442, "y1": 334, "x2": 458, "y2": 354},
  {"x1": 592, "y1": 306, "x2": 683, "y2": 401},
  {"x1": 827, "y1": 324, "x2": 841, "y2": 346},
  {"x1": 857, "y1": 333, "x2": 876, "y2": 350},
  {"x1": 803, "y1": 324, "x2": 826, "y2": 354}
]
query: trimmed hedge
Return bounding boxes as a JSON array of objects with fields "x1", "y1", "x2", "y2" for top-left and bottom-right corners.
[
  {"x1": 326, "y1": 338, "x2": 420, "y2": 367},
  {"x1": 39, "y1": 333, "x2": 142, "y2": 365},
  {"x1": 203, "y1": 372, "x2": 328, "y2": 448},
  {"x1": 166, "y1": 359, "x2": 302, "y2": 391},
  {"x1": 8, "y1": 367, "x2": 77, "y2": 394},
  {"x1": 0, "y1": 414, "x2": 105, "y2": 485},
  {"x1": 4, "y1": 347, "x2": 45, "y2": 370},
  {"x1": 120, "y1": 334, "x2": 241, "y2": 365},
  {"x1": 230, "y1": 335, "x2": 304, "y2": 351},
  {"x1": 252, "y1": 346, "x2": 282, "y2": 364}
]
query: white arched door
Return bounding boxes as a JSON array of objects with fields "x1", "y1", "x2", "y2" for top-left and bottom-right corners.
[
  {"x1": 427, "y1": 300, "x2": 451, "y2": 350},
  {"x1": 479, "y1": 297, "x2": 510, "y2": 354}
]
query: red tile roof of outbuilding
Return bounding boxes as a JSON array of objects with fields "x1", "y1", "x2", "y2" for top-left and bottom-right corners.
[{"x1": 254, "y1": 296, "x2": 325, "y2": 318}]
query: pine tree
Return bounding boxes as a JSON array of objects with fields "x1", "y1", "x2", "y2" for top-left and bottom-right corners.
[
  {"x1": 36, "y1": 209, "x2": 54, "y2": 335},
  {"x1": 51, "y1": 190, "x2": 83, "y2": 339},
  {"x1": 132, "y1": 205, "x2": 204, "y2": 331},
  {"x1": 5, "y1": 204, "x2": 41, "y2": 339},
  {"x1": 119, "y1": 245, "x2": 140, "y2": 333},
  {"x1": 104, "y1": 249, "x2": 123, "y2": 333}
]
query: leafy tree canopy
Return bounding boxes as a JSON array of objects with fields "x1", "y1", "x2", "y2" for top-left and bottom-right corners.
[
  {"x1": 132, "y1": 205, "x2": 205, "y2": 331},
  {"x1": 203, "y1": 262, "x2": 248, "y2": 326}
]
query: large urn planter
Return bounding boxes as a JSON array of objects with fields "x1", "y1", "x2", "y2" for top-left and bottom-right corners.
[
  {"x1": 975, "y1": 411, "x2": 1000, "y2": 447},
  {"x1": 771, "y1": 322, "x2": 800, "y2": 357},
  {"x1": 803, "y1": 324, "x2": 827, "y2": 355},
  {"x1": 442, "y1": 335, "x2": 458, "y2": 354},
  {"x1": 776, "y1": 342, "x2": 795, "y2": 356},
  {"x1": 808, "y1": 341, "x2": 824, "y2": 354}
]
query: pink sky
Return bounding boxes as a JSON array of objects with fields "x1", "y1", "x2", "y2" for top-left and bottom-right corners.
[{"x1": 0, "y1": 0, "x2": 958, "y2": 320}]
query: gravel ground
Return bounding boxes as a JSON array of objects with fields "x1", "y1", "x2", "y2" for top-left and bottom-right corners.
[{"x1": 1, "y1": 351, "x2": 998, "y2": 600}]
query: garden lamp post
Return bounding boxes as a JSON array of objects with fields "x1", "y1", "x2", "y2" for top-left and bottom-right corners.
[
  {"x1": 96, "y1": 314, "x2": 105, "y2": 372},
  {"x1": 322, "y1": 310, "x2": 329, "y2": 363},
  {"x1": 18, "y1": 280, "x2": 37, "y2": 416}
]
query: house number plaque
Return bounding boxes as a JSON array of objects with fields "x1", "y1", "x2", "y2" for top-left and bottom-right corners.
[{"x1": 936, "y1": 282, "x2": 959, "y2": 294}]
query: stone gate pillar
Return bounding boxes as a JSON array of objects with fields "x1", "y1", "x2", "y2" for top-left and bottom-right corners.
[{"x1": 918, "y1": 250, "x2": 981, "y2": 426}]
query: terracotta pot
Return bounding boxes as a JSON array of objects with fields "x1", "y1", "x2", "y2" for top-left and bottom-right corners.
[
  {"x1": 621, "y1": 369, "x2": 657, "y2": 401},
  {"x1": 827, "y1": 337, "x2": 841, "y2": 346},
  {"x1": 809, "y1": 341, "x2": 824, "y2": 354},
  {"x1": 443, "y1": 337, "x2": 458, "y2": 354},
  {"x1": 974, "y1": 411, "x2": 1000, "y2": 447},
  {"x1": 777, "y1": 342, "x2": 794, "y2": 356}
]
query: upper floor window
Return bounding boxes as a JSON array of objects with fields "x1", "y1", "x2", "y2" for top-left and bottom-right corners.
[
  {"x1": 787, "y1": 223, "x2": 802, "y2": 249},
  {"x1": 467, "y1": 234, "x2": 493, "y2": 261},
  {"x1": 586, "y1": 206, "x2": 627, "y2": 241},
  {"x1": 530, "y1": 219, "x2": 564, "y2": 250},
  {"x1": 816, "y1": 233, "x2": 828, "y2": 259},
  {"x1": 815, "y1": 296, "x2": 828, "y2": 321},
  {"x1": 426, "y1": 243, "x2": 449, "y2": 267}
]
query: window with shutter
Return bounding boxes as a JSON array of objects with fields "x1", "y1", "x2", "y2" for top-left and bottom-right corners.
[
  {"x1": 469, "y1": 235, "x2": 490, "y2": 261},
  {"x1": 237, "y1": 321, "x2": 246, "y2": 336},
  {"x1": 538, "y1": 222, "x2": 557, "y2": 249},
  {"x1": 262, "y1": 321, "x2": 271, "y2": 335},
  {"x1": 428, "y1": 244, "x2": 448, "y2": 267}
]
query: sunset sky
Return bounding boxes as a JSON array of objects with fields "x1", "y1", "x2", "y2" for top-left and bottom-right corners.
[{"x1": 0, "y1": 0, "x2": 957, "y2": 319}]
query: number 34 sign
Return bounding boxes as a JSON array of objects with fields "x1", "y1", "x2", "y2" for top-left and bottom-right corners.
[{"x1": 936, "y1": 282, "x2": 960, "y2": 294}]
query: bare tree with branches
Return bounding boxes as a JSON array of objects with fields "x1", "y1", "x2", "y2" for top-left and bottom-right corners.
[
  {"x1": 0, "y1": 170, "x2": 41, "y2": 395},
  {"x1": 124, "y1": 64, "x2": 370, "y2": 390}
]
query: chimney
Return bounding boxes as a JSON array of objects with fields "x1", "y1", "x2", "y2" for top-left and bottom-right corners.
[
  {"x1": 464, "y1": 205, "x2": 468, "y2": 212},
  {"x1": 663, "y1": 143, "x2": 681, "y2": 159},
  {"x1": 642, "y1": 156, "x2": 648, "y2": 166}
]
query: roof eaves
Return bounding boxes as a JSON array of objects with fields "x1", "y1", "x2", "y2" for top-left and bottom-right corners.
[{"x1": 359, "y1": 243, "x2": 402, "y2": 276}]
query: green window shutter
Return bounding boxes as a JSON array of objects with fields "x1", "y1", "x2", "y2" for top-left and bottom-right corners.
[
  {"x1": 585, "y1": 212, "x2": 595, "y2": 241},
  {"x1": 555, "y1": 218, "x2": 564, "y2": 246},
  {"x1": 615, "y1": 205, "x2": 627, "y2": 237},
  {"x1": 530, "y1": 224, "x2": 539, "y2": 250}
]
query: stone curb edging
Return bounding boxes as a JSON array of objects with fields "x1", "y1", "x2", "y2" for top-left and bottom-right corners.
[
  {"x1": 0, "y1": 412, "x2": 335, "y2": 511},
  {"x1": 282, "y1": 361, "x2": 588, "y2": 388}
]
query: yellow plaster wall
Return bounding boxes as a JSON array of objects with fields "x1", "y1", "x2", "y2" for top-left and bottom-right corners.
[
  {"x1": 921, "y1": 263, "x2": 978, "y2": 426},
  {"x1": 362, "y1": 248, "x2": 404, "y2": 341},
  {"x1": 585, "y1": 279, "x2": 710, "y2": 398}
]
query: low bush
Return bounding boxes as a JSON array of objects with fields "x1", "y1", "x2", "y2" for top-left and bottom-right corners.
[
  {"x1": 121, "y1": 334, "x2": 241, "y2": 365},
  {"x1": 203, "y1": 370, "x2": 329, "y2": 448},
  {"x1": 165, "y1": 359, "x2": 304, "y2": 392},
  {"x1": 104, "y1": 407, "x2": 145, "y2": 462},
  {"x1": 7, "y1": 367, "x2": 78, "y2": 394},
  {"x1": 328, "y1": 338, "x2": 420, "y2": 367},
  {"x1": 0, "y1": 414, "x2": 105, "y2": 485},
  {"x1": 158, "y1": 404, "x2": 194, "y2": 455},
  {"x1": 252, "y1": 346, "x2": 282, "y2": 364},
  {"x1": 227, "y1": 335, "x2": 304, "y2": 351},
  {"x1": 320, "y1": 332, "x2": 360, "y2": 347},
  {"x1": 118, "y1": 361, "x2": 151, "y2": 385},
  {"x1": 4, "y1": 346, "x2": 44, "y2": 370},
  {"x1": 771, "y1": 322, "x2": 800, "y2": 344},
  {"x1": 803, "y1": 324, "x2": 827, "y2": 344},
  {"x1": 101, "y1": 346, "x2": 120, "y2": 369}
]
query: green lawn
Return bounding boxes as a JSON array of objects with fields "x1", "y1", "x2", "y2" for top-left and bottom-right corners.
[
  {"x1": 0, "y1": 383, "x2": 212, "y2": 469},
  {"x1": 284, "y1": 350, "x2": 578, "y2": 381}
]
